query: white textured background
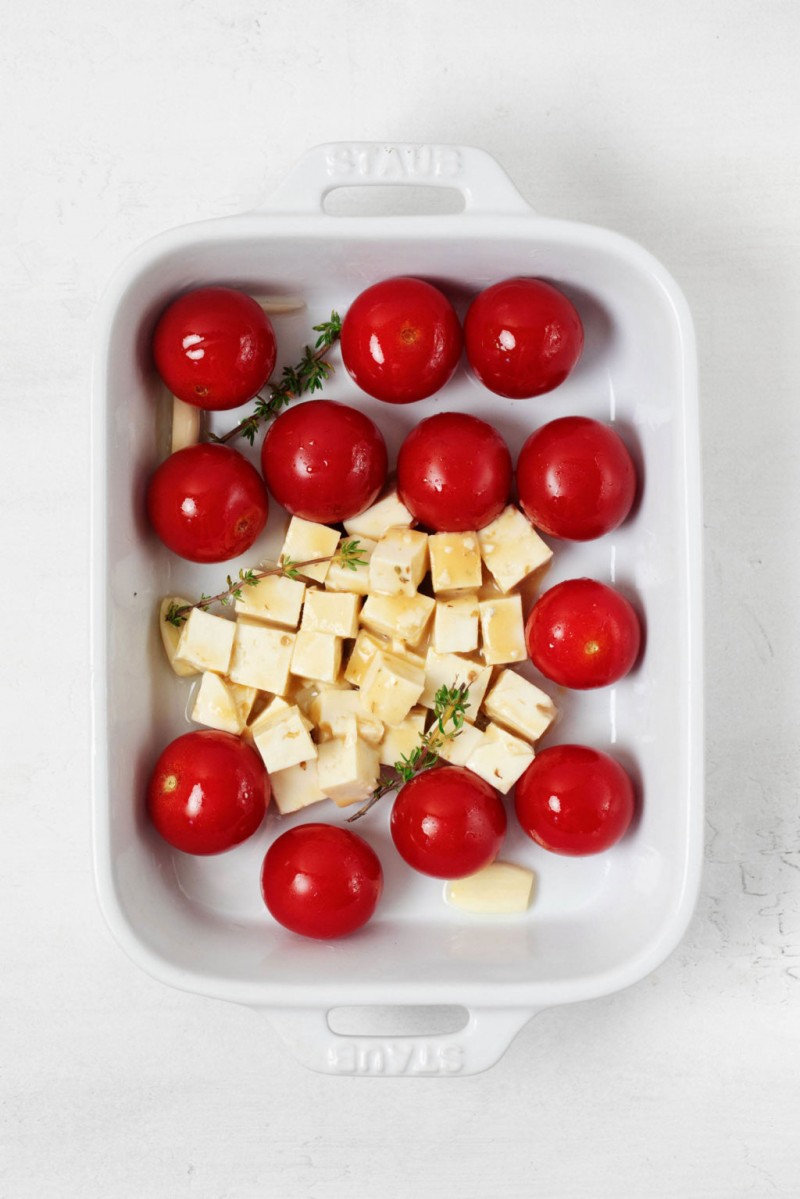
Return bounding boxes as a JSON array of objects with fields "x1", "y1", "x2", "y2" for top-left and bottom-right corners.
[{"x1": 2, "y1": 1, "x2": 799, "y2": 1196}]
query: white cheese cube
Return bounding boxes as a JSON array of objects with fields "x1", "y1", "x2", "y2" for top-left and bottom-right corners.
[
  {"x1": 234, "y1": 574, "x2": 305, "y2": 628},
  {"x1": 309, "y1": 689, "x2": 384, "y2": 746},
  {"x1": 301, "y1": 589, "x2": 361, "y2": 638},
  {"x1": 432, "y1": 593, "x2": 480, "y2": 654},
  {"x1": 325, "y1": 537, "x2": 377, "y2": 596},
  {"x1": 368, "y1": 528, "x2": 429, "y2": 597},
  {"x1": 248, "y1": 694, "x2": 294, "y2": 737},
  {"x1": 344, "y1": 630, "x2": 390, "y2": 687},
  {"x1": 479, "y1": 595, "x2": 528, "y2": 665},
  {"x1": 446, "y1": 862, "x2": 536, "y2": 914},
  {"x1": 159, "y1": 597, "x2": 200, "y2": 677},
  {"x1": 191, "y1": 672, "x2": 244, "y2": 734},
  {"x1": 360, "y1": 592, "x2": 435, "y2": 647},
  {"x1": 171, "y1": 395, "x2": 202, "y2": 453},
  {"x1": 174, "y1": 607, "x2": 236, "y2": 675},
  {"x1": 269, "y1": 760, "x2": 327, "y2": 816},
  {"x1": 280, "y1": 516, "x2": 341, "y2": 584},
  {"x1": 253, "y1": 705, "x2": 318, "y2": 773},
  {"x1": 290, "y1": 630, "x2": 342, "y2": 684},
  {"x1": 343, "y1": 487, "x2": 414, "y2": 540},
  {"x1": 482, "y1": 670, "x2": 557, "y2": 743},
  {"x1": 477, "y1": 505, "x2": 553, "y2": 593},
  {"x1": 428, "y1": 531, "x2": 482, "y2": 593},
  {"x1": 437, "y1": 721, "x2": 488, "y2": 767},
  {"x1": 378, "y1": 707, "x2": 427, "y2": 767},
  {"x1": 228, "y1": 621, "x2": 295, "y2": 694},
  {"x1": 418, "y1": 650, "x2": 492, "y2": 721},
  {"x1": 317, "y1": 718, "x2": 380, "y2": 807},
  {"x1": 227, "y1": 683, "x2": 259, "y2": 728},
  {"x1": 465, "y1": 722, "x2": 534, "y2": 794},
  {"x1": 359, "y1": 652, "x2": 426, "y2": 727}
]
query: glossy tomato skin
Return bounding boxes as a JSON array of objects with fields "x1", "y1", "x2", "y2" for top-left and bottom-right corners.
[
  {"x1": 147, "y1": 730, "x2": 269, "y2": 855},
  {"x1": 515, "y1": 744, "x2": 635, "y2": 855},
  {"x1": 260, "y1": 400, "x2": 388, "y2": 523},
  {"x1": 464, "y1": 278, "x2": 583, "y2": 399},
  {"x1": 152, "y1": 286, "x2": 276, "y2": 410},
  {"x1": 517, "y1": 416, "x2": 637, "y2": 540},
  {"x1": 390, "y1": 766, "x2": 506, "y2": 879},
  {"x1": 525, "y1": 577, "x2": 641, "y2": 689},
  {"x1": 340, "y1": 277, "x2": 462, "y2": 404},
  {"x1": 261, "y1": 824, "x2": 383, "y2": 940},
  {"x1": 397, "y1": 412, "x2": 512, "y2": 531},
  {"x1": 146, "y1": 443, "x2": 269, "y2": 563}
]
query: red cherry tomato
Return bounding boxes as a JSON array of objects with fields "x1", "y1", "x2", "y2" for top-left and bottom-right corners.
[
  {"x1": 261, "y1": 824, "x2": 383, "y2": 940},
  {"x1": 260, "y1": 400, "x2": 388, "y2": 523},
  {"x1": 390, "y1": 766, "x2": 506, "y2": 879},
  {"x1": 146, "y1": 443, "x2": 269, "y2": 563},
  {"x1": 515, "y1": 744, "x2": 635, "y2": 855},
  {"x1": 340, "y1": 277, "x2": 462, "y2": 403},
  {"x1": 152, "y1": 286, "x2": 276, "y2": 410},
  {"x1": 464, "y1": 278, "x2": 583, "y2": 398},
  {"x1": 397, "y1": 412, "x2": 512, "y2": 532},
  {"x1": 525, "y1": 577, "x2": 642, "y2": 689},
  {"x1": 517, "y1": 416, "x2": 637, "y2": 540},
  {"x1": 147, "y1": 730, "x2": 269, "y2": 855}
]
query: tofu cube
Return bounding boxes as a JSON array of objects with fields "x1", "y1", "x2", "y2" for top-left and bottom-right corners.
[
  {"x1": 301, "y1": 589, "x2": 361, "y2": 638},
  {"x1": 325, "y1": 537, "x2": 377, "y2": 596},
  {"x1": 317, "y1": 718, "x2": 380, "y2": 806},
  {"x1": 252, "y1": 705, "x2": 318, "y2": 773},
  {"x1": 280, "y1": 516, "x2": 341, "y2": 584},
  {"x1": 269, "y1": 760, "x2": 327, "y2": 816},
  {"x1": 343, "y1": 487, "x2": 414, "y2": 540},
  {"x1": 174, "y1": 607, "x2": 236, "y2": 675},
  {"x1": 428, "y1": 532, "x2": 482, "y2": 593},
  {"x1": 482, "y1": 670, "x2": 557, "y2": 743},
  {"x1": 432, "y1": 593, "x2": 480, "y2": 654},
  {"x1": 368, "y1": 528, "x2": 429, "y2": 597},
  {"x1": 228, "y1": 621, "x2": 295, "y2": 694},
  {"x1": 359, "y1": 651, "x2": 426, "y2": 727},
  {"x1": 234, "y1": 574, "x2": 305, "y2": 628},
  {"x1": 418, "y1": 650, "x2": 492, "y2": 721},
  {"x1": 436, "y1": 721, "x2": 487, "y2": 767},
  {"x1": 360, "y1": 592, "x2": 435, "y2": 647},
  {"x1": 477, "y1": 505, "x2": 553, "y2": 593},
  {"x1": 190, "y1": 672, "x2": 244, "y2": 734},
  {"x1": 309, "y1": 689, "x2": 384, "y2": 746},
  {"x1": 479, "y1": 595, "x2": 528, "y2": 665},
  {"x1": 445, "y1": 862, "x2": 536, "y2": 914},
  {"x1": 159, "y1": 597, "x2": 200, "y2": 676},
  {"x1": 465, "y1": 722, "x2": 534, "y2": 794},
  {"x1": 290, "y1": 630, "x2": 342, "y2": 684},
  {"x1": 378, "y1": 707, "x2": 427, "y2": 767}
]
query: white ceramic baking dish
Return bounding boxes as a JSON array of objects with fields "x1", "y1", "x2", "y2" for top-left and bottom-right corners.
[{"x1": 91, "y1": 142, "x2": 703, "y2": 1076}]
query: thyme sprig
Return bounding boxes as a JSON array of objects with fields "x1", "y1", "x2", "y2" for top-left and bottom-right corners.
[
  {"x1": 163, "y1": 539, "x2": 366, "y2": 627},
  {"x1": 211, "y1": 312, "x2": 342, "y2": 446},
  {"x1": 346, "y1": 683, "x2": 471, "y2": 822}
]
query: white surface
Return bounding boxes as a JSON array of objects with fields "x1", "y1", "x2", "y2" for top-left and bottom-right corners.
[{"x1": 2, "y1": 0, "x2": 799, "y2": 1191}]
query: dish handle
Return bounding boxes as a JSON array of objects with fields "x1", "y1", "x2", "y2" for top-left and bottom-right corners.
[
  {"x1": 258, "y1": 1004, "x2": 537, "y2": 1077},
  {"x1": 260, "y1": 141, "x2": 533, "y2": 216}
]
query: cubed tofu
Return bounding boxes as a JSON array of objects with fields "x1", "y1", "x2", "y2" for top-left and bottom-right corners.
[
  {"x1": 432, "y1": 593, "x2": 480, "y2": 654},
  {"x1": 418, "y1": 650, "x2": 492, "y2": 721},
  {"x1": 465, "y1": 722, "x2": 534, "y2": 794},
  {"x1": 428, "y1": 531, "x2": 482, "y2": 593},
  {"x1": 446, "y1": 862, "x2": 536, "y2": 914},
  {"x1": 360, "y1": 592, "x2": 435, "y2": 647},
  {"x1": 252, "y1": 705, "x2": 318, "y2": 773},
  {"x1": 309, "y1": 689, "x2": 384, "y2": 746},
  {"x1": 269, "y1": 760, "x2": 327, "y2": 816},
  {"x1": 234, "y1": 574, "x2": 305, "y2": 628},
  {"x1": 359, "y1": 651, "x2": 426, "y2": 727},
  {"x1": 159, "y1": 597, "x2": 201, "y2": 677},
  {"x1": 228, "y1": 621, "x2": 295, "y2": 694},
  {"x1": 343, "y1": 487, "x2": 414, "y2": 540},
  {"x1": 190, "y1": 672, "x2": 243, "y2": 734},
  {"x1": 436, "y1": 721, "x2": 487, "y2": 767},
  {"x1": 174, "y1": 607, "x2": 236, "y2": 675},
  {"x1": 316, "y1": 718, "x2": 380, "y2": 806},
  {"x1": 325, "y1": 537, "x2": 377, "y2": 596},
  {"x1": 301, "y1": 589, "x2": 361, "y2": 638},
  {"x1": 477, "y1": 505, "x2": 553, "y2": 593},
  {"x1": 479, "y1": 595, "x2": 528, "y2": 665},
  {"x1": 290, "y1": 630, "x2": 342, "y2": 684},
  {"x1": 378, "y1": 707, "x2": 427, "y2": 767},
  {"x1": 482, "y1": 670, "x2": 557, "y2": 743},
  {"x1": 368, "y1": 528, "x2": 429, "y2": 597},
  {"x1": 280, "y1": 516, "x2": 341, "y2": 584}
]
